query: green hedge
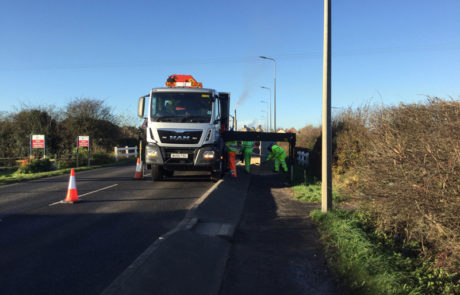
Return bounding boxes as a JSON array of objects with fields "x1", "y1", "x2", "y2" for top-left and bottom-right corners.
[{"x1": 16, "y1": 158, "x2": 54, "y2": 174}]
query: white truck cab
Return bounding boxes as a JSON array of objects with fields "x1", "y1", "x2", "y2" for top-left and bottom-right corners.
[{"x1": 138, "y1": 75, "x2": 229, "y2": 181}]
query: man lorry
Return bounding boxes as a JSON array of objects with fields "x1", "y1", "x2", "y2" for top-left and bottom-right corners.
[{"x1": 137, "y1": 74, "x2": 230, "y2": 182}]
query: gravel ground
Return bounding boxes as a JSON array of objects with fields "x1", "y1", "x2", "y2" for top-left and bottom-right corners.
[{"x1": 219, "y1": 162, "x2": 340, "y2": 295}]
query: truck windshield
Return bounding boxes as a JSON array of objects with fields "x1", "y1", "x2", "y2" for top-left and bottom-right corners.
[{"x1": 151, "y1": 92, "x2": 213, "y2": 123}]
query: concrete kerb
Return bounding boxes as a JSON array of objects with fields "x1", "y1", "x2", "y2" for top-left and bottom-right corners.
[{"x1": 102, "y1": 168, "x2": 252, "y2": 295}]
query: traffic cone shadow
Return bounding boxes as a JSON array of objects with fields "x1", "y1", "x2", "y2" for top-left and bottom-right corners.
[
  {"x1": 133, "y1": 157, "x2": 143, "y2": 179},
  {"x1": 63, "y1": 168, "x2": 79, "y2": 203}
]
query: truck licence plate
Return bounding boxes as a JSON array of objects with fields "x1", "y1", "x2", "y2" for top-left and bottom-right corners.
[{"x1": 170, "y1": 153, "x2": 188, "y2": 159}]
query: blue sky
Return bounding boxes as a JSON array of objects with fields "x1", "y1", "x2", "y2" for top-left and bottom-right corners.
[{"x1": 1, "y1": 0, "x2": 459, "y2": 129}]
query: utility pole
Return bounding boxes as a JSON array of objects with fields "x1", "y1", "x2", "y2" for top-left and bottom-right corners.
[{"x1": 322, "y1": 0, "x2": 332, "y2": 212}]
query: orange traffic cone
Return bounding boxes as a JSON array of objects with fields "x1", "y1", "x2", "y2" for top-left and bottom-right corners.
[
  {"x1": 133, "y1": 157, "x2": 143, "y2": 179},
  {"x1": 64, "y1": 168, "x2": 79, "y2": 203}
]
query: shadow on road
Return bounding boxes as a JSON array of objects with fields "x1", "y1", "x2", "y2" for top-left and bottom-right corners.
[
  {"x1": 0, "y1": 207, "x2": 189, "y2": 295},
  {"x1": 82, "y1": 196, "x2": 200, "y2": 203},
  {"x1": 219, "y1": 172, "x2": 338, "y2": 295}
]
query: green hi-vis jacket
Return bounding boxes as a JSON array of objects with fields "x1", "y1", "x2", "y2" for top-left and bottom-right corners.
[
  {"x1": 225, "y1": 141, "x2": 239, "y2": 153},
  {"x1": 241, "y1": 141, "x2": 253, "y2": 149},
  {"x1": 267, "y1": 144, "x2": 285, "y2": 160}
]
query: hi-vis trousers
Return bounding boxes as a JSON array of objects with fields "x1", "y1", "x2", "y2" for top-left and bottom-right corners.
[{"x1": 228, "y1": 151, "x2": 237, "y2": 178}]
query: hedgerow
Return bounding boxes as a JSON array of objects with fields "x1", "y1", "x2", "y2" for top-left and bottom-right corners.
[
  {"x1": 350, "y1": 98, "x2": 460, "y2": 269},
  {"x1": 302, "y1": 97, "x2": 459, "y2": 292}
]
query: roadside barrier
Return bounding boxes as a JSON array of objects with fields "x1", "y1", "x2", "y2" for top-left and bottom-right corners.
[
  {"x1": 63, "y1": 168, "x2": 79, "y2": 203},
  {"x1": 114, "y1": 146, "x2": 138, "y2": 161}
]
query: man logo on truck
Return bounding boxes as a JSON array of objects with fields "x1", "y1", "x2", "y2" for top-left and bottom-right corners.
[{"x1": 170, "y1": 135, "x2": 190, "y2": 141}]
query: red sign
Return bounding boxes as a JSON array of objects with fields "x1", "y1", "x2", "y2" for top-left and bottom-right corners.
[
  {"x1": 32, "y1": 135, "x2": 45, "y2": 148},
  {"x1": 78, "y1": 136, "x2": 89, "y2": 147}
]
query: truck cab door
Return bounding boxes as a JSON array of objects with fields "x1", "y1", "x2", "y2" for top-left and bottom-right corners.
[{"x1": 218, "y1": 92, "x2": 230, "y2": 132}]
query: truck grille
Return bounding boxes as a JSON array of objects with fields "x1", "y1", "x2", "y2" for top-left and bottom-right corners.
[
  {"x1": 158, "y1": 129, "x2": 202, "y2": 144},
  {"x1": 161, "y1": 148, "x2": 196, "y2": 164}
]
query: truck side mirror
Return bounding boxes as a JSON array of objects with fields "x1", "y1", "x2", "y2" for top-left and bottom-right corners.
[{"x1": 138, "y1": 97, "x2": 145, "y2": 118}]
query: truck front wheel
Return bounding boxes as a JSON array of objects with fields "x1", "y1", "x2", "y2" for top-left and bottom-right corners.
[
  {"x1": 210, "y1": 160, "x2": 224, "y2": 182},
  {"x1": 151, "y1": 165, "x2": 163, "y2": 181}
]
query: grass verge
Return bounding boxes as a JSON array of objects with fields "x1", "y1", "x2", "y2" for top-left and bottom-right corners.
[
  {"x1": 310, "y1": 209, "x2": 460, "y2": 295},
  {"x1": 290, "y1": 164, "x2": 346, "y2": 203},
  {"x1": 292, "y1": 182, "x2": 346, "y2": 203}
]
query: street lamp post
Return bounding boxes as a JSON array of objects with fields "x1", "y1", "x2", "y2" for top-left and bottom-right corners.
[
  {"x1": 261, "y1": 86, "x2": 272, "y2": 131},
  {"x1": 259, "y1": 56, "x2": 276, "y2": 131}
]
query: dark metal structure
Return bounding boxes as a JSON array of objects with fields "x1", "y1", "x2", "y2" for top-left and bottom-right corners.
[{"x1": 222, "y1": 131, "x2": 296, "y2": 182}]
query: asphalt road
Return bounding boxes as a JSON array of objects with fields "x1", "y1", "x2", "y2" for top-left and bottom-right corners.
[{"x1": 0, "y1": 165, "x2": 215, "y2": 295}]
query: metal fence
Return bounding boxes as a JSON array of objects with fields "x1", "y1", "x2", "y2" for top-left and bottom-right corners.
[
  {"x1": 114, "y1": 146, "x2": 138, "y2": 161},
  {"x1": 0, "y1": 158, "x2": 25, "y2": 169},
  {"x1": 294, "y1": 147, "x2": 310, "y2": 167},
  {"x1": 1, "y1": 145, "x2": 139, "y2": 169},
  {"x1": 0, "y1": 155, "x2": 77, "y2": 169}
]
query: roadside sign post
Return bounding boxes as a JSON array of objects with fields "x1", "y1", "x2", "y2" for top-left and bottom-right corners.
[
  {"x1": 31, "y1": 134, "x2": 46, "y2": 159},
  {"x1": 77, "y1": 136, "x2": 90, "y2": 167}
]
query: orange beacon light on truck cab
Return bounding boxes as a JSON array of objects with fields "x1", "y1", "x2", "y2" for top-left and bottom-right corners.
[{"x1": 165, "y1": 75, "x2": 203, "y2": 88}]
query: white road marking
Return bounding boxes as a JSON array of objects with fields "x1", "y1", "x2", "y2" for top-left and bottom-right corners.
[
  {"x1": 78, "y1": 184, "x2": 119, "y2": 197},
  {"x1": 49, "y1": 184, "x2": 119, "y2": 206}
]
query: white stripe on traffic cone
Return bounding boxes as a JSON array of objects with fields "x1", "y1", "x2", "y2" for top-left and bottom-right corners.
[{"x1": 64, "y1": 168, "x2": 79, "y2": 203}]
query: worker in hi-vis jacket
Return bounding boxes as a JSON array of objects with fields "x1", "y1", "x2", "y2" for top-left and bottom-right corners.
[
  {"x1": 241, "y1": 140, "x2": 253, "y2": 173},
  {"x1": 266, "y1": 143, "x2": 288, "y2": 173},
  {"x1": 225, "y1": 140, "x2": 239, "y2": 178}
]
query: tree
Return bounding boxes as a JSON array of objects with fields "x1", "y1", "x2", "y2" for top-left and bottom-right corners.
[
  {"x1": 65, "y1": 98, "x2": 115, "y2": 122},
  {"x1": 0, "y1": 115, "x2": 15, "y2": 158},
  {"x1": 9, "y1": 108, "x2": 61, "y2": 157},
  {"x1": 296, "y1": 125, "x2": 321, "y2": 149},
  {"x1": 60, "y1": 98, "x2": 120, "y2": 152}
]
